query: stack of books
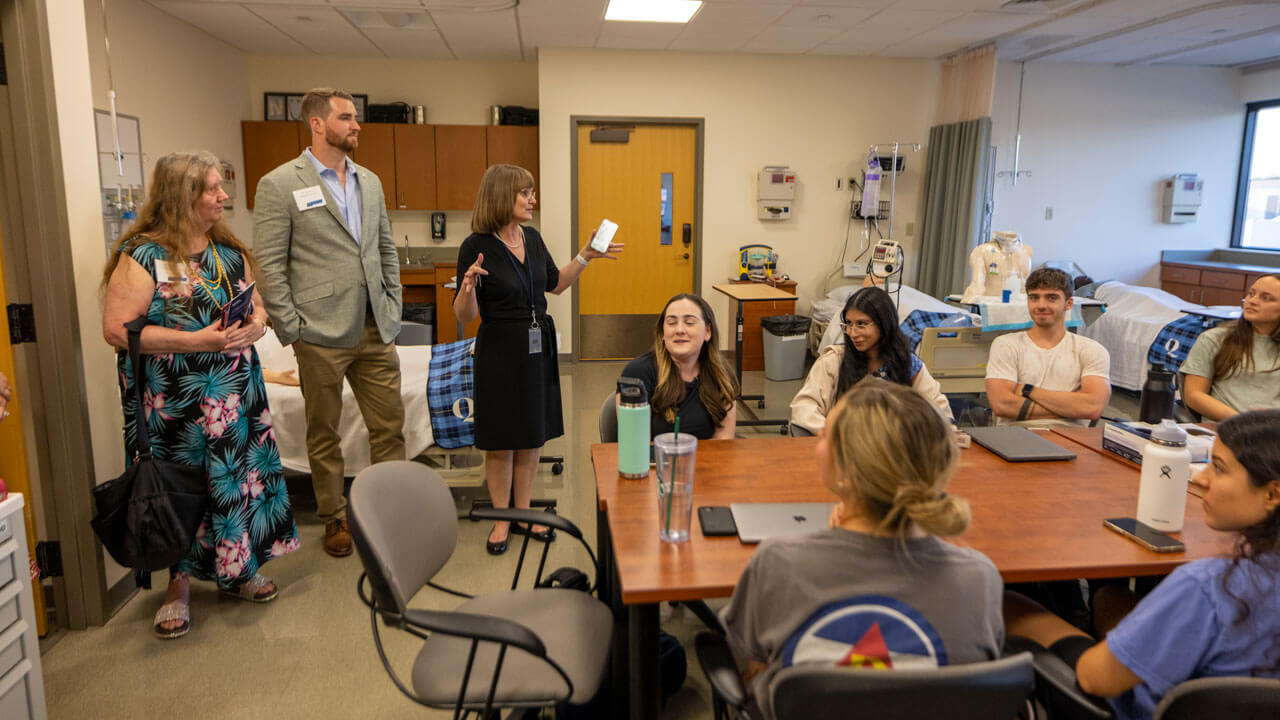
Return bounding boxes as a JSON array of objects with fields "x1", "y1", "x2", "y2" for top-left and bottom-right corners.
[{"x1": 1101, "y1": 421, "x2": 1214, "y2": 465}]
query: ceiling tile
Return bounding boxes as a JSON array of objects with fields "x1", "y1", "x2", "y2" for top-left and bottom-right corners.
[
  {"x1": 774, "y1": 5, "x2": 879, "y2": 29},
  {"x1": 1155, "y1": 33, "x2": 1280, "y2": 66},
  {"x1": 247, "y1": 4, "x2": 381, "y2": 53},
  {"x1": 890, "y1": 0, "x2": 1010, "y2": 10},
  {"x1": 740, "y1": 25, "x2": 843, "y2": 53},
  {"x1": 669, "y1": 24, "x2": 761, "y2": 52},
  {"x1": 517, "y1": 0, "x2": 606, "y2": 18},
  {"x1": 430, "y1": 9, "x2": 523, "y2": 61},
  {"x1": 691, "y1": 2, "x2": 789, "y2": 26},
  {"x1": 149, "y1": 1, "x2": 311, "y2": 53},
  {"x1": 596, "y1": 21, "x2": 686, "y2": 50},
  {"x1": 361, "y1": 28, "x2": 456, "y2": 59},
  {"x1": 520, "y1": 16, "x2": 601, "y2": 49}
]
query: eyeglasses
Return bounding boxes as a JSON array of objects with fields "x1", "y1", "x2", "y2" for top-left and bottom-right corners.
[
  {"x1": 841, "y1": 320, "x2": 874, "y2": 332},
  {"x1": 519, "y1": 189, "x2": 537, "y2": 200}
]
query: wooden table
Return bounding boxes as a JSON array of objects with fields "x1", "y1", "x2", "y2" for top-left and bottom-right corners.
[
  {"x1": 591, "y1": 432, "x2": 1233, "y2": 720},
  {"x1": 1051, "y1": 425, "x2": 1214, "y2": 498},
  {"x1": 711, "y1": 283, "x2": 797, "y2": 432}
]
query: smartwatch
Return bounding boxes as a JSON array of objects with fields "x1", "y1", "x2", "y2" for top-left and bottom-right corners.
[{"x1": 1021, "y1": 384, "x2": 1035, "y2": 399}]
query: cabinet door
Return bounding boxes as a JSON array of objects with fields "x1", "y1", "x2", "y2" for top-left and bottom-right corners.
[
  {"x1": 486, "y1": 125, "x2": 539, "y2": 197},
  {"x1": 1200, "y1": 269, "x2": 1245, "y2": 291},
  {"x1": 394, "y1": 125, "x2": 436, "y2": 210},
  {"x1": 1162, "y1": 281, "x2": 1199, "y2": 304},
  {"x1": 352, "y1": 123, "x2": 397, "y2": 211},
  {"x1": 435, "y1": 125, "x2": 488, "y2": 211},
  {"x1": 1200, "y1": 287, "x2": 1244, "y2": 307},
  {"x1": 242, "y1": 121, "x2": 304, "y2": 209},
  {"x1": 434, "y1": 263, "x2": 480, "y2": 342}
]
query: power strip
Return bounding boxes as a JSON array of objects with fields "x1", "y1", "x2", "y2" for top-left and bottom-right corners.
[{"x1": 843, "y1": 263, "x2": 865, "y2": 278}]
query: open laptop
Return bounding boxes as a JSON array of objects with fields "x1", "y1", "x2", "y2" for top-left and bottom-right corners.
[
  {"x1": 967, "y1": 425, "x2": 1077, "y2": 462},
  {"x1": 730, "y1": 502, "x2": 835, "y2": 544}
]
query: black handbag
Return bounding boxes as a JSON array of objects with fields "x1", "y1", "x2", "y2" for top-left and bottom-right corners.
[{"x1": 90, "y1": 316, "x2": 209, "y2": 572}]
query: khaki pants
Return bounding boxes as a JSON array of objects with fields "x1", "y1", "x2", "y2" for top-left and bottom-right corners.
[{"x1": 293, "y1": 314, "x2": 405, "y2": 520}]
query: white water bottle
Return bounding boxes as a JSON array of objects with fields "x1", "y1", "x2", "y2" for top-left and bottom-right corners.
[{"x1": 1136, "y1": 419, "x2": 1190, "y2": 533}]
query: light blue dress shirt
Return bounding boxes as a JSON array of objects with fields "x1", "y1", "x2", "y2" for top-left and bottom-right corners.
[{"x1": 305, "y1": 148, "x2": 362, "y2": 246}]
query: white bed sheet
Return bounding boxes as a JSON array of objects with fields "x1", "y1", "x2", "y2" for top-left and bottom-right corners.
[
  {"x1": 815, "y1": 284, "x2": 974, "y2": 352},
  {"x1": 256, "y1": 333, "x2": 434, "y2": 474},
  {"x1": 1080, "y1": 281, "x2": 1237, "y2": 392}
]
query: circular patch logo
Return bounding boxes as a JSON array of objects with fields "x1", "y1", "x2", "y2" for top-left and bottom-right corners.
[{"x1": 781, "y1": 595, "x2": 948, "y2": 671}]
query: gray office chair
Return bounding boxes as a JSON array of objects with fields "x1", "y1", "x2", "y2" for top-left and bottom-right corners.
[
  {"x1": 696, "y1": 631, "x2": 1033, "y2": 720},
  {"x1": 1153, "y1": 677, "x2": 1280, "y2": 719},
  {"x1": 349, "y1": 460, "x2": 613, "y2": 717},
  {"x1": 789, "y1": 424, "x2": 813, "y2": 437},
  {"x1": 599, "y1": 392, "x2": 617, "y2": 442}
]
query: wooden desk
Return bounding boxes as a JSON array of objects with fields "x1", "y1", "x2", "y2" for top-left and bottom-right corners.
[
  {"x1": 711, "y1": 283, "x2": 796, "y2": 432},
  {"x1": 726, "y1": 278, "x2": 797, "y2": 371},
  {"x1": 592, "y1": 433, "x2": 1233, "y2": 720}
]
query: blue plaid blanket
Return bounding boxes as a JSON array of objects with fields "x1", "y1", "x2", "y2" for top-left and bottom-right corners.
[
  {"x1": 900, "y1": 310, "x2": 970, "y2": 351},
  {"x1": 1148, "y1": 314, "x2": 1224, "y2": 372},
  {"x1": 427, "y1": 338, "x2": 476, "y2": 449}
]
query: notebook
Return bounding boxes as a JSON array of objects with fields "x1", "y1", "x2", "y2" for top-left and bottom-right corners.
[
  {"x1": 730, "y1": 502, "x2": 835, "y2": 544},
  {"x1": 967, "y1": 425, "x2": 1077, "y2": 462}
]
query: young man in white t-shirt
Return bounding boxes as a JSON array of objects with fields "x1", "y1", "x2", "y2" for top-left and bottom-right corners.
[{"x1": 985, "y1": 268, "x2": 1111, "y2": 427}]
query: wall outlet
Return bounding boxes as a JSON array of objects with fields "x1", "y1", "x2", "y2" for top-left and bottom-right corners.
[
  {"x1": 905, "y1": 222, "x2": 914, "y2": 237},
  {"x1": 1045, "y1": 207, "x2": 1054, "y2": 220}
]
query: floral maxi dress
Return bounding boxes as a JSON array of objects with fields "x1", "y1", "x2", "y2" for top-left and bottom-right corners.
[{"x1": 116, "y1": 239, "x2": 299, "y2": 589}]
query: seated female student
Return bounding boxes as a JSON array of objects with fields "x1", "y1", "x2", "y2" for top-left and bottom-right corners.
[
  {"x1": 721, "y1": 379, "x2": 1004, "y2": 720},
  {"x1": 791, "y1": 286, "x2": 952, "y2": 435},
  {"x1": 620, "y1": 293, "x2": 738, "y2": 439},
  {"x1": 1004, "y1": 408, "x2": 1280, "y2": 720},
  {"x1": 1181, "y1": 273, "x2": 1280, "y2": 421}
]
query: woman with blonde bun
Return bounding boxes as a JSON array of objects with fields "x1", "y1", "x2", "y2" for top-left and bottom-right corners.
[{"x1": 720, "y1": 378, "x2": 1004, "y2": 720}]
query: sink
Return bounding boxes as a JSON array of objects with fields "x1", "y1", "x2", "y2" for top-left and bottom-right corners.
[{"x1": 400, "y1": 261, "x2": 433, "y2": 269}]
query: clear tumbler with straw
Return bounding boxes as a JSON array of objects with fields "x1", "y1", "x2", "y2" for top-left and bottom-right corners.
[{"x1": 654, "y1": 421, "x2": 696, "y2": 543}]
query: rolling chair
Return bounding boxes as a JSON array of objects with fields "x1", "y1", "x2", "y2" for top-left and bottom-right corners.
[
  {"x1": 696, "y1": 630, "x2": 1033, "y2": 720},
  {"x1": 348, "y1": 460, "x2": 612, "y2": 718},
  {"x1": 599, "y1": 393, "x2": 618, "y2": 443}
]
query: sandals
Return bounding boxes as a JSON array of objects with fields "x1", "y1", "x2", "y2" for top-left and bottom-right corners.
[
  {"x1": 153, "y1": 600, "x2": 190, "y2": 640},
  {"x1": 220, "y1": 575, "x2": 279, "y2": 603}
]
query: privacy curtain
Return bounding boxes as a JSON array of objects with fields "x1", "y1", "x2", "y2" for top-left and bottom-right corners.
[{"x1": 915, "y1": 45, "x2": 996, "y2": 298}]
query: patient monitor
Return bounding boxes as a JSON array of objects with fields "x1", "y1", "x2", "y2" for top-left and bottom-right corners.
[{"x1": 961, "y1": 231, "x2": 1033, "y2": 304}]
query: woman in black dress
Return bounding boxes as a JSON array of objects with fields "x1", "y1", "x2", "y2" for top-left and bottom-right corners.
[{"x1": 454, "y1": 164, "x2": 622, "y2": 554}]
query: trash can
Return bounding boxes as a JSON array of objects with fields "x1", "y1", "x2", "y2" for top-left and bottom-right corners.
[
  {"x1": 399, "y1": 302, "x2": 435, "y2": 346},
  {"x1": 760, "y1": 314, "x2": 811, "y2": 381}
]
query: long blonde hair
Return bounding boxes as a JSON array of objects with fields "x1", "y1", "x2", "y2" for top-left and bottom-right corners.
[
  {"x1": 100, "y1": 151, "x2": 259, "y2": 289},
  {"x1": 826, "y1": 378, "x2": 969, "y2": 538},
  {"x1": 471, "y1": 164, "x2": 534, "y2": 234},
  {"x1": 651, "y1": 294, "x2": 738, "y2": 426}
]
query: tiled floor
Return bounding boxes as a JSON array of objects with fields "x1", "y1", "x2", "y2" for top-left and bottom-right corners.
[{"x1": 39, "y1": 359, "x2": 1141, "y2": 719}]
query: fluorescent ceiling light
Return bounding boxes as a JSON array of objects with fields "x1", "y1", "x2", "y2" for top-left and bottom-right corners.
[{"x1": 605, "y1": 0, "x2": 702, "y2": 24}]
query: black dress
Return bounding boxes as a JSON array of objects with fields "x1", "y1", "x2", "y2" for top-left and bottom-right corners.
[{"x1": 456, "y1": 227, "x2": 563, "y2": 450}]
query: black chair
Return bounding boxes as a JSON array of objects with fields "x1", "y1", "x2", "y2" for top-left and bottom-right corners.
[
  {"x1": 349, "y1": 460, "x2": 612, "y2": 718},
  {"x1": 1154, "y1": 677, "x2": 1280, "y2": 719},
  {"x1": 1005, "y1": 635, "x2": 1112, "y2": 720},
  {"x1": 599, "y1": 392, "x2": 618, "y2": 443},
  {"x1": 696, "y1": 631, "x2": 1033, "y2": 720}
]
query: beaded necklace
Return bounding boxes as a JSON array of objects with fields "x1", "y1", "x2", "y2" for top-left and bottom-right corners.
[{"x1": 187, "y1": 241, "x2": 232, "y2": 310}]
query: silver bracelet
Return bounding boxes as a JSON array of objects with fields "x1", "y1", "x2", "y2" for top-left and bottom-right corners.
[{"x1": 574, "y1": 253, "x2": 589, "y2": 266}]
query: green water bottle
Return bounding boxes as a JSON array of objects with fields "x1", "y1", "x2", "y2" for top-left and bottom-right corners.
[{"x1": 617, "y1": 377, "x2": 650, "y2": 479}]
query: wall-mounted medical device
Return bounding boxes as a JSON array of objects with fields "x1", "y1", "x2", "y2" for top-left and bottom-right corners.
[
  {"x1": 869, "y1": 239, "x2": 903, "y2": 279},
  {"x1": 757, "y1": 165, "x2": 795, "y2": 220},
  {"x1": 1161, "y1": 174, "x2": 1202, "y2": 224}
]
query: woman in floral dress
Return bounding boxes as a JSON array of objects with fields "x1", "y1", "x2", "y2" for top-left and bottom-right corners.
[{"x1": 102, "y1": 151, "x2": 299, "y2": 639}]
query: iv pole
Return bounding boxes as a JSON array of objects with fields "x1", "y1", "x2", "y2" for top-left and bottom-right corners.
[{"x1": 868, "y1": 142, "x2": 921, "y2": 240}]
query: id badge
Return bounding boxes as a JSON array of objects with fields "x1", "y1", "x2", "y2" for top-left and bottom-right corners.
[{"x1": 528, "y1": 327, "x2": 542, "y2": 354}]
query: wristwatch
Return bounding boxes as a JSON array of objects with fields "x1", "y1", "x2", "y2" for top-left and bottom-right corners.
[{"x1": 1021, "y1": 384, "x2": 1035, "y2": 399}]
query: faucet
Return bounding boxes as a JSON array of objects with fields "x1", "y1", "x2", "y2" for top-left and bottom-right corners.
[{"x1": 403, "y1": 234, "x2": 410, "y2": 265}]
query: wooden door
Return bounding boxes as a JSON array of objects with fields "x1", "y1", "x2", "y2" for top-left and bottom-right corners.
[
  {"x1": 576, "y1": 124, "x2": 698, "y2": 360},
  {"x1": 242, "y1": 121, "x2": 304, "y2": 209},
  {"x1": 0, "y1": 226, "x2": 46, "y2": 635},
  {"x1": 351, "y1": 123, "x2": 396, "y2": 211},
  {"x1": 435, "y1": 125, "x2": 487, "y2": 211},
  {"x1": 486, "y1": 126, "x2": 539, "y2": 202},
  {"x1": 394, "y1": 125, "x2": 436, "y2": 210}
]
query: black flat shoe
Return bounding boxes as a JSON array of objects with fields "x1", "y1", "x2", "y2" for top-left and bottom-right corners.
[
  {"x1": 486, "y1": 525, "x2": 508, "y2": 555},
  {"x1": 510, "y1": 521, "x2": 555, "y2": 542}
]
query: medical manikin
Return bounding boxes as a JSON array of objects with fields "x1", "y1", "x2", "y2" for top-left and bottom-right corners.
[{"x1": 961, "y1": 230, "x2": 1033, "y2": 303}]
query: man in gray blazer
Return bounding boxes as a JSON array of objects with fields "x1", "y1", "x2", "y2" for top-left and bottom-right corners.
[{"x1": 253, "y1": 88, "x2": 405, "y2": 557}]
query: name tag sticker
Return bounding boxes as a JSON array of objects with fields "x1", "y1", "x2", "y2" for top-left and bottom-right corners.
[
  {"x1": 154, "y1": 260, "x2": 189, "y2": 284},
  {"x1": 293, "y1": 186, "x2": 326, "y2": 211}
]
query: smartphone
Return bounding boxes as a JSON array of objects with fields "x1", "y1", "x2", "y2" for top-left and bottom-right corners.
[
  {"x1": 698, "y1": 506, "x2": 738, "y2": 537},
  {"x1": 1103, "y1": 517, "x2": 1186, "y2": 553}
]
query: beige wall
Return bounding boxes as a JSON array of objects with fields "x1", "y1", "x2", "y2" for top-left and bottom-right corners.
[
  {"x1": 989, "y1": 61, "x2": 1243, "y2": 289},
  {"x1": 84, "y1": 0, "x2": 252, "y2": 240},
  {"x1": 1240, "y1": 65, "x2": 1280, "y2": 104},
  {"x1": 538, "y1": 48, "x2": 941, "y2": 351},
  {"x1": 244, "y1": 56, "x2": 538, "y2": 249}
]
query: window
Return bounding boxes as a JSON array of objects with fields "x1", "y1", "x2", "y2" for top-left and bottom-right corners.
[{"x1": 1233, "y1": 99, "x2": 1280, "y2": 250}]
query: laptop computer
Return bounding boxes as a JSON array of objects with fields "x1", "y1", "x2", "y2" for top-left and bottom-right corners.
[
  {"x1": 967, "y1": 425, "x2": 1077, "y2": 462},
  {"x1": 730, "y1": 502, "x2": 835, "y2": 544}
]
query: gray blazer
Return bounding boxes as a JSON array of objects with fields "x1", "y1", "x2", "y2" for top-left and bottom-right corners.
[{"x1": 253, "y1": 152, "x2": 402, "y2": 348}]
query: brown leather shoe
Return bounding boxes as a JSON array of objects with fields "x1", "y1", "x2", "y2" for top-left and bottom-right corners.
[{"x1": 324, "y1": 518, "x2": 353, "y2": 557}]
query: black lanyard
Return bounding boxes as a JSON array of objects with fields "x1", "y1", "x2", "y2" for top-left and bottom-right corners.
[{"x1": 497, "y1": 231, "x2": 538, "y2": 327}]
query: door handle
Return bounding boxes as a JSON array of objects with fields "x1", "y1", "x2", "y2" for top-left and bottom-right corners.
[
  {"x1": 682, "y1": 223, "x2": 691, "y2": 247},
  {"x1": 682, "y1": 253, "x2": 690, "y2": 260}
]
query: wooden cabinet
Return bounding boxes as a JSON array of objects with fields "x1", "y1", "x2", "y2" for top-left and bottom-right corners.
[
  {"x1": 1161, "y1": 262, "x2": 1268, "y2": 306},
  {"x1": 242, "y1": 121, "x2": 305, "y2": 209},
  {"x1": 352, "y1": 123, "x2": 397, "y2": 211},
  {"x1": 394, "y1": 125, "x2": 437, "y2": 210},
  {"x1": 486, "y1": 125, "x2": 539, "y2": 198},
  {"x1": 729, "y1": 279, "x2": 798, "y2": 372},
  {"x1": 434, "y1": 263, "x2": 480, "y2": 343},
  {"x1": 399, "y1": 267, "x2": 434, "y2": 305},
  {"x1": 435, "y1": 125, "x2": 488, "y2": 211}
]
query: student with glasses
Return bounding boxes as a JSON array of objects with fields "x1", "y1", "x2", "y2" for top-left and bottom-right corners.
[
  {"x1": 454, "y1": 164, "x2": 622, "y2": 555},
  {"x1": 791, "y1": 286, "x2": 951, "y2": 435}
]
